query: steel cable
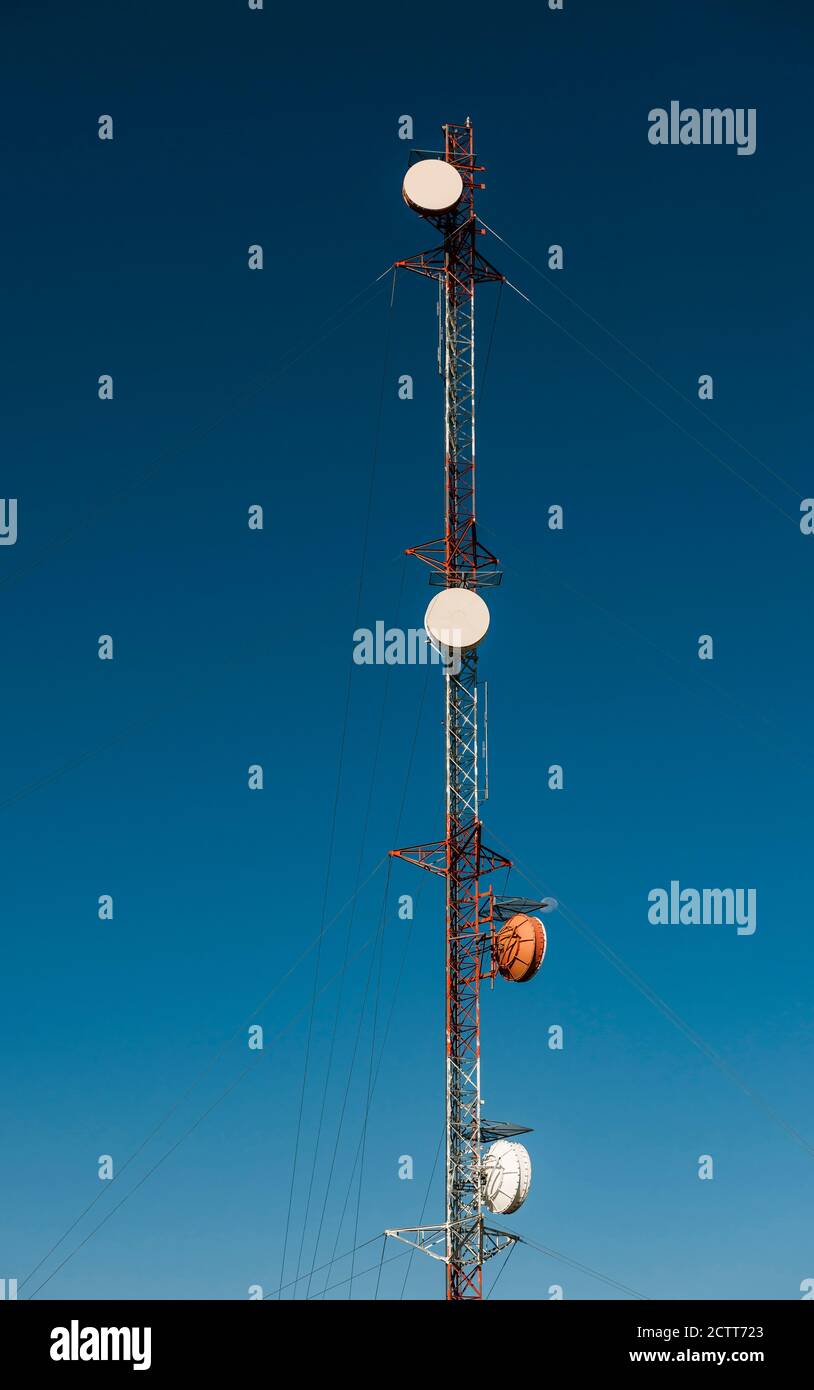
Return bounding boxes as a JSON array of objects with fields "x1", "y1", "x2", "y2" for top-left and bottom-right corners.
[{"x1": 277, "y1": 269, "x2": 398, "y2": 1297}]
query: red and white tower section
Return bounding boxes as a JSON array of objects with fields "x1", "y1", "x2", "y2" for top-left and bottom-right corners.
[{"x1": 386, "y1": 121, "x2": 556, "y2": 1300}]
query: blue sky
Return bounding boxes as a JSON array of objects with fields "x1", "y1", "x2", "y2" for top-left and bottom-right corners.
[{"x1": 2, "y1": 0, "x2": 812, "y2": 1300}]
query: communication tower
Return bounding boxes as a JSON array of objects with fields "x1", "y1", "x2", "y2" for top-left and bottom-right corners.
[{"x1": 386, "y1": 120, "x2": 555, "y2": 1300}]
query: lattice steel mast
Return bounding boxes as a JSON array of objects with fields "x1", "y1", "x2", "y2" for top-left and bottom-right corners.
[{"x1": 387, "y1": 119, "x2": 551, "y2": 1301}]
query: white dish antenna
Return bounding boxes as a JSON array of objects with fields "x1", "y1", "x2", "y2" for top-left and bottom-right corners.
[
  {"x1": 403, "y1": 159, "x2": 464, "y2": 216},
  {"x1": 424, "y1": 588, "x2": 490, "y2": 653},
  {"x1": 481, "y1": 1140, "x2": 532, "y2": 1216}
]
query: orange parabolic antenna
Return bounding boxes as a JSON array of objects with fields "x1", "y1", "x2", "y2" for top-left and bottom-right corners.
[{"x1": 496, "y1": 913, "x2": 546, "y2": 983}]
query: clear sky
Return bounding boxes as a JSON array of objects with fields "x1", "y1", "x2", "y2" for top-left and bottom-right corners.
[{"x1": 2, "y1": 0, "x2": 812, "y2": 1301}]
